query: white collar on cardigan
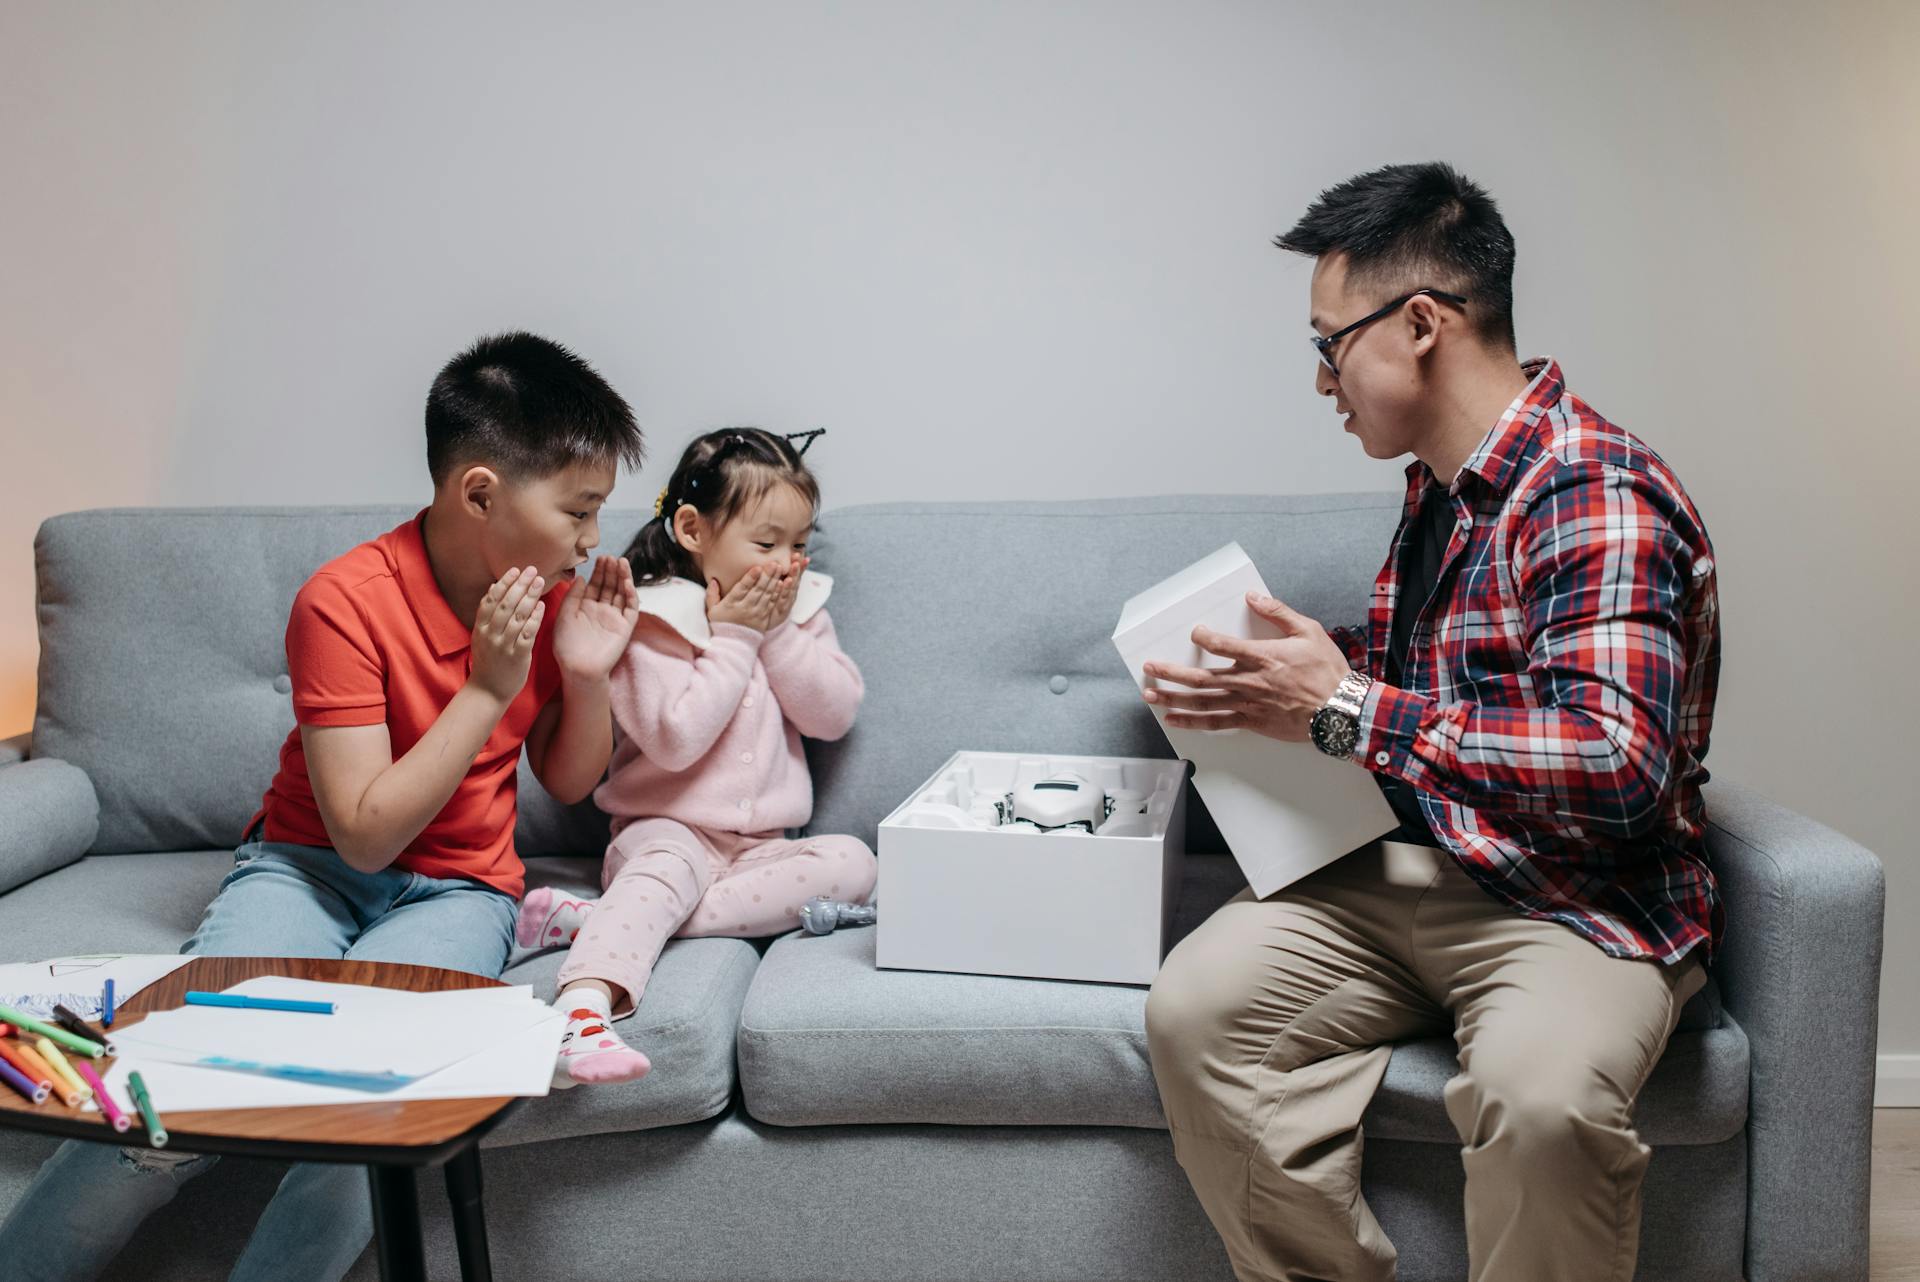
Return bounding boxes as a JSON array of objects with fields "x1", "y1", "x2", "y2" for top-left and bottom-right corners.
[{"x1": 631, "y1": 571, "x2": 833, "y2": 650}]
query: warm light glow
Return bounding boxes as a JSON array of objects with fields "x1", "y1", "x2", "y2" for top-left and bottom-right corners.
[{"x1": 0, "y1": 668, "x2": 32, "y2": 741}]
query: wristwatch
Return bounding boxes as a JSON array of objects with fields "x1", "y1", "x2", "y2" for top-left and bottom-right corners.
[{"x1": 1309, "y1": 670, "x2": 1374, "y2": 759}]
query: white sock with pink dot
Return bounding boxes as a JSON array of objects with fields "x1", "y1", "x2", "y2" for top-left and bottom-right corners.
[
  {"x1": 517, "y1": 886, "x2": 596, "y2": 949},
  {"x1": 552, "y1": 989, "x2": 651, "y2": 1089}
]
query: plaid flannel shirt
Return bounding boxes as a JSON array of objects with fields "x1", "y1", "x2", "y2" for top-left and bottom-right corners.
[{"x1": 1329, "y1": 359, "x2": 1722, "y2": 964}]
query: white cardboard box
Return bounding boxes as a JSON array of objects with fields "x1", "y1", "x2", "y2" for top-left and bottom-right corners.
[
  {"x1": 1112, "y1": 542, "x2": 1395, "y2": 898},
  {"x1": 875, "y1": 751, "x2": 1188, "y2": 985}
]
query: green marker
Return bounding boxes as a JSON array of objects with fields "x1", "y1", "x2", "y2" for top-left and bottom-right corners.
[
  {"x1": 0, "y1": 1005, "x2": 106, "y2": 1059},
  {"x1": 127, "y1": 1071, "x2": 168, "y2": 1148}
]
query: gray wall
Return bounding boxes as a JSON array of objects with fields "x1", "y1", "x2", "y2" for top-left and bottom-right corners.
[{"x1": 3, "y1": 1, "x2": 1915, "y2": 1081}]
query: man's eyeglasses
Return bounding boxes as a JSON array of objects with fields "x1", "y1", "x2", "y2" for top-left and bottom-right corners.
[{"x1": 1311, "y1": 289, "x2": 1467, "y2": 377}]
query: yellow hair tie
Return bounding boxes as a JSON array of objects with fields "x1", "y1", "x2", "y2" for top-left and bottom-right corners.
[{"x1": 654, "y1": 486, "x2": 670, "y2": 518}]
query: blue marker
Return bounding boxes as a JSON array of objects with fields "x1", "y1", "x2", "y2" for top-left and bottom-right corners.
[
  {"x1": 102, "y1": 979, "x2": 115, "y2": 1028},
  {"x1": 184, "y1": 992, "x2": 335, "y2": 1015}
]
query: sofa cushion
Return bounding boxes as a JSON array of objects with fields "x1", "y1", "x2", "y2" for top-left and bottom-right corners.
[
  {"x1": 740, "y1": 925, "x2": 1160, "y2": 1128},
  {"x1": 0, "y1": 850, "x2": 234, "y2": 959},
  {"x1": 30, "y1": 507, "x2": 650, "y2": 857},
  {"x1": 800, "y1": 495, "x2": 1403, "y2": 855},
  {"x1": 738, "y1": 855, "x2": 1747, "y2": 1144},
  {"x1": 487, "y1": 857, "x2": 760, "y2": 1145}
]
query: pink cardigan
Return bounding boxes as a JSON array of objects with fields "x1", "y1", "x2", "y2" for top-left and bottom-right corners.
[{"x1": 593, "y1": 577, "x2": 863, "y2": 835}]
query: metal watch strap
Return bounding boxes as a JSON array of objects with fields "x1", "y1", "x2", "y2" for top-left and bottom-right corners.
[{"x1": 1323, "y1": 669, "x2": 1372, "y2": 720}]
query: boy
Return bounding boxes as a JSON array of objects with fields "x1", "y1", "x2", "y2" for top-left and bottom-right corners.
[{"x1": 0, "y1": 331, "x2": 645, "y2": 1282}]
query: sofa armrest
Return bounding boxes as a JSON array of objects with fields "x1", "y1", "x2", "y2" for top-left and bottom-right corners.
[
  {"x1": 1704, "y1": 779, "x2": 1884, "y2": 1282},
  {"x1": 0, "y1": 732, "x2": 28, "y2": 766},
  {"x1": 0, "y1": 757, "x2": 99, "y2": 894}
]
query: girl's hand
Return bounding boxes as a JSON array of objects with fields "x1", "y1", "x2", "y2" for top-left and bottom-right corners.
[
  {"x1": 707, "y1": 565, "x2": 787, "y2": 632},
  {"x1": 764, "y1": 553, "x2": 808, "y2": 624},
  {"x1": 552, "y1": 556, "x2": 640, "y2": 686}
]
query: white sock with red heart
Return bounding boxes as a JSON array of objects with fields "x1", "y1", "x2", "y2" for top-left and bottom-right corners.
[
  {"x1": 553, "y1": 989, "x2": 651, "y2": 1089},
  {"x1": 517, "y1": 886, "x2": 596, "y2": 949}
]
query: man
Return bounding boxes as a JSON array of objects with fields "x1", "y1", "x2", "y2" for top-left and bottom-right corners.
[{"x1": 1141, "y1": 163, "x2": 1721, "y2": 1282}]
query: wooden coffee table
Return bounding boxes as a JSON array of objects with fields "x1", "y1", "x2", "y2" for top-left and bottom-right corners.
[{"x1": 0, "y1": 956, "x2": 528, "y2": 1282}]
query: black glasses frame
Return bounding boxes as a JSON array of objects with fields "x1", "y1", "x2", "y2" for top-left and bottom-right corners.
[{"x1": 1312, "y1": 289, "x2": 1467, "y2": 377}]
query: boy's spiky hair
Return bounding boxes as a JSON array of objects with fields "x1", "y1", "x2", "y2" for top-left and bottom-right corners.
[{"x1": 425, "y1": 332, "x2": 643, "y2": 483}]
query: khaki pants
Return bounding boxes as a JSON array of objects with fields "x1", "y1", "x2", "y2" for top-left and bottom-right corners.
[{"x1": 1145, "y1": 841, "x2": 1705, "y2": 1282}]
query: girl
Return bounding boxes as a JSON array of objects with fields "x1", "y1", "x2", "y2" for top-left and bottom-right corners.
[{"x1": 516, "y1": 428, "x2": 876, "y2": 1086}]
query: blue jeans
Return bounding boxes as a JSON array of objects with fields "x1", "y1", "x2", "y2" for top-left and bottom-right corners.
[{"x1": 0, "y1": 840, "x2": 517, "y2": 1282}]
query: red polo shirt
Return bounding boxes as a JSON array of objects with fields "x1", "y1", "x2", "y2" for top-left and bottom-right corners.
[{"x1": 252, "y1": 511, "x2": 569, "y2": 899}]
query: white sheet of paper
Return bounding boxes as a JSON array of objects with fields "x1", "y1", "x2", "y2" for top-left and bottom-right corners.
[
  {"x1": 0, "y1": 954, "x2": 194, "y2": 1021},
  {"x1": 109, "y1": 977, "x2": 557, "y2": 1081},
  {"x1": 1113, "y1": 542, "x2": 1396, "y2": 898}
]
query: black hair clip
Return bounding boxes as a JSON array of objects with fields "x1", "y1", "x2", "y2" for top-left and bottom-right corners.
[{"x1": 783, "y1": 428, "x2": 826, "y2": 457}]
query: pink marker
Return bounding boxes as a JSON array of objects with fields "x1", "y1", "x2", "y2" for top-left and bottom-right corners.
[{"x1": 72, "y1": 1060, "x2": 130, "y2": 1133}]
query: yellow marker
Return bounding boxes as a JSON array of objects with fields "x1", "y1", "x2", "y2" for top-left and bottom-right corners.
[{"x1": 32, "y1": 1037, "x2": 93, "y2": 1106}]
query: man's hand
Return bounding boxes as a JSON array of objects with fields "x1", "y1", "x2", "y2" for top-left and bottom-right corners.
[
  {"x1": 553, "y1": 556, "x2": 640, "y2": 686},
  {"x1": 470, "y1": 566, "x2": 545, "y2": 705},
  {"x1": 707, "y1": 563, "x2": 792, "y2": 633},
  {"x1": 1141, "y1": 593, "x2": 1351, "y2": 741}
]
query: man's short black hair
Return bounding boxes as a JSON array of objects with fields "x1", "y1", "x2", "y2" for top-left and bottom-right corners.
[
  {"x1": 1276, "y1": 163, "x2": 1517, "y2": 351},
  {"x1": 425, "y1": 332, "x2": 644, "y2": 484}
]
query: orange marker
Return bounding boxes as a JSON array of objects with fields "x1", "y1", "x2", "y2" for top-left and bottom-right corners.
[
  {"x1": 0, "y1": 1039, "x2": 53, "y2": 1095},
  {"x1": 8, "y1": 1042, "x2": 78, "y2": 1106}
]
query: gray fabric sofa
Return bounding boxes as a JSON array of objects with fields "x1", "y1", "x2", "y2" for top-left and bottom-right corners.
[{"x1": 0, "y1": 497, "x2": 1884, "y2": 1282}]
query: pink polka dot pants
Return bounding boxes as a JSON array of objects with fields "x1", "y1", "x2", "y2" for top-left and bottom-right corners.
[{"x1": 555, "y1": 816, "x2": 877, "y2": 1014}]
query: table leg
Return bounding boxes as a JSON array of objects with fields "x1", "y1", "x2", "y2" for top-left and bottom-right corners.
[
  {"x1": 444, "y1": 1144, "x2": 494, "y2": 1282},
  {"x1": 367, "y1": 1164, "x2": 427, "y2": 1282}
]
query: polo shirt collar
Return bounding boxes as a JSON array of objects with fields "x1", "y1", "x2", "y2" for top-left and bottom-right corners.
[{"x1": 395, "y1": 509, "x2": 473, "y2": 658}]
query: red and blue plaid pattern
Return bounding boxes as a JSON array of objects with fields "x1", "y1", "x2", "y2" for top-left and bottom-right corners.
[{"x1": 1330, "y1": 359, "x2": 1721, "y2": 964}]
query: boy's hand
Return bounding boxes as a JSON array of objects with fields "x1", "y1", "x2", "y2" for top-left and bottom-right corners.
[
  {"x1": 553, "y1": 555, "x2": 640, "y2": 686},
  {"x1": 470, "y1": 566, "x2": 545, "y2": 705},
  {"x1": 707, "y1": 564, "x2": 789, "y2": 633}
]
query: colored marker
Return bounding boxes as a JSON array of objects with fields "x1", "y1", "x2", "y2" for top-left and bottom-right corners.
[
  {"x1": 183, "y1": 992, "x2": 335, "y2": 1015},
  {"x1": 32, "y1": 1038, "x2": 91, "y2": 1107},
  {"x1": 5, "y1": 1042, "x2": 64, "y2": 1098},
  {"x1": 102, "y1": 980, "x2": 115, "y2": 1028},
  {"x1": 50, "y1": 1005, "x2": 111, "y2": 1054},
  {"x1": 72, "y1": 1060, "x2": 130, "y2": 1133},
  {"x1": 127, "y1": 1071, "x2": 166, "y2": 1147},
  {"x1": 0, "y1": 1006, "x2": 105, "y2": 1059},
  {"x1": 0, "y1": 1057, "x2": 47, "y2": 1105},
  {"x1": 0, "y1": 1039, "x2": 53, "y2": 1096}
]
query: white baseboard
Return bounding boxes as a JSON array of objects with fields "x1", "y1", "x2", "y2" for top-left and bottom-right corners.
[{"x1": 1878, "y1": 1054, "x2": 1920, "y2": 1107}]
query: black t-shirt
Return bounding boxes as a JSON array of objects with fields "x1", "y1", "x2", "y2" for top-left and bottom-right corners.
[{"x1": 1376, "y1": 489, "x2": 1456, "y2": 846}]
